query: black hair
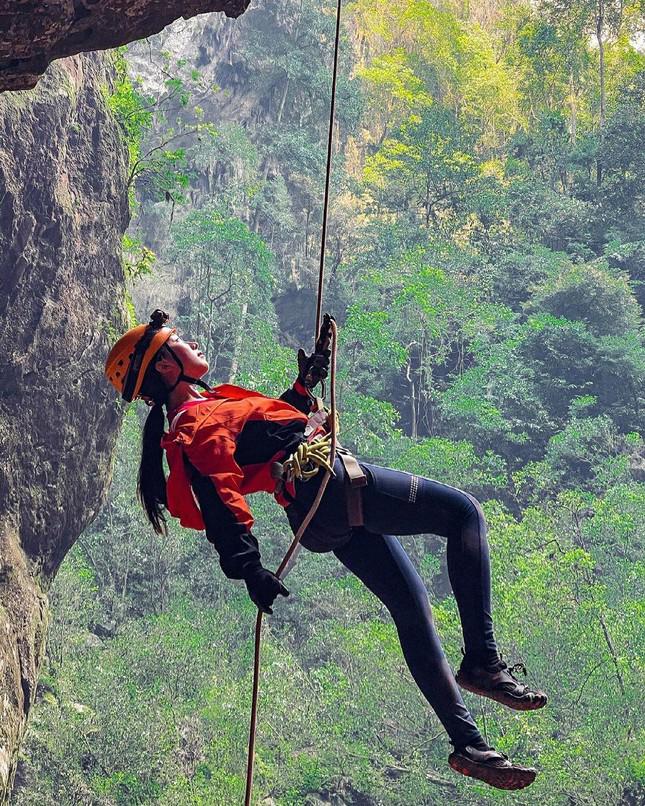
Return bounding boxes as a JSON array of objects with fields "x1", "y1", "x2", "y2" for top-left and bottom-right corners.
[{"x1": 136, "y1": 345, "x2": 172, "y2": 535}]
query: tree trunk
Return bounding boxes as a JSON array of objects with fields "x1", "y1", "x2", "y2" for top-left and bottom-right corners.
[
  {"x1": 569, "y1": 70, "x2": 577, "y2": 143},
  {"x1": 252, "y1": 157, "x2": 274, "y2": 232},
  {"x1": 229, "y1": 301, "x2": 249, "y2": 382},
  {"x1": 596, "y1": 0, "x2": 606, "y2": 185},
  {"x1": 406, "y1": 358, "x2": 419, "y2": 439},
  {"x1": 411, "y1": 381, "x2": 418, "y2": 439},
  {"x1": 276, "y1": 75, "x2": 291, "y2": 126}
]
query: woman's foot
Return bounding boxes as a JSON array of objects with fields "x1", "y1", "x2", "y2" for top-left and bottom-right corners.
[
  {"x1": 456, "y1": 656, "x2": 547, "y2": 711},
  {"x1": 448, "y1": 745, "x2": 537, "y2": 790}
]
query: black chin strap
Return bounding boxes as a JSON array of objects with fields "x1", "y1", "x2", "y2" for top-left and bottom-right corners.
[{"x1": 165, "y1": 346, "x2": 212, "y2": 394}]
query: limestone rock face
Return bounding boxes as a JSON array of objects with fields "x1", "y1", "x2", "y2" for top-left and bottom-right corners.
[
  {"x1": 0, "y1": 52, "x2": 129, "y2": 800},
  {"x1": 0, "y1": 0, "x2": 250, "y2": 91}
]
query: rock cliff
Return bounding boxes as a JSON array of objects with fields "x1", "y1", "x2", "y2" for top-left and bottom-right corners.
[
  {"x1": 0, "y1": 0, "x2": 250, "y2": 92},
  {"x1": 0, "y1": 52, "x2": 129, "y2": 800}
]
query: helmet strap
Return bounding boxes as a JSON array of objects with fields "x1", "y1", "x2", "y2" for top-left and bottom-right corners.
[{"x1": 165, "y1": 346, "x2": 212, "y2": 393}]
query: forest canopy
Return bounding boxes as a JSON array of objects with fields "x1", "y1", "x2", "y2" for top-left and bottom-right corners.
[{"x1": 13, "y1": 1, "x2": 644, "y2": 804}]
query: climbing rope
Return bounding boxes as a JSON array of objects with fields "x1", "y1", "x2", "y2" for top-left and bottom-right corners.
[
  {"x1": 281, "y1": 432, "x2": 335, "y2": 481},
  {"x1": 244, "y1": 0, "x2": 344, "y2": 802},
  {"x1": 244, "y1": 321, "x2": 338, "y2": 806},
  {"x1": 315, "y1": 0, "x2": 343, "y2": 339}
]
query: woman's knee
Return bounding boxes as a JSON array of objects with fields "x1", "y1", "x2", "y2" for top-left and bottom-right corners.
[
  {"x1": 442, "y1": 489, "x2": 488, "y2": 554},
  {"x1": 469, "y1": 494, "x2": 486, "y2": 522},
  {"x1": 457, "y1": 491, "x2": 486, "y2": 531}
]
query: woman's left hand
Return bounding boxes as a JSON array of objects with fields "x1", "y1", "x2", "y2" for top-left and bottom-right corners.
[{"x1": 244, "y1": 565, "x2": 290, "y2": 615}]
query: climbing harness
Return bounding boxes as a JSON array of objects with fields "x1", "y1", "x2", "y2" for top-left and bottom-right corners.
[
  {"x1": 272, "y1": 409, "x2": 367, "y2": 528},
  {"x1": 337, "y1": 447, "x2": 367, "y2": 527},
  {"x1": 244, "y1": 0, "x2": 345, "y2": 802}
]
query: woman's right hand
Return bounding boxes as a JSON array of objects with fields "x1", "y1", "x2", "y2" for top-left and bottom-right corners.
[{"x1": 243, "y1": 565, "x2": 289, "y2": 614}]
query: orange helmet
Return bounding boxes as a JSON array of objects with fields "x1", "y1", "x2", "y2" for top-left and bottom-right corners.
[{"x1": 105, "y1": 310, "x2": 176, "y2": 401}]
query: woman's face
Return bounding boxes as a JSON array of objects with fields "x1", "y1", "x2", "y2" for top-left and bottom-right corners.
[{"x1": 156, "y1": 332, "x2": 209, "y2": 382}]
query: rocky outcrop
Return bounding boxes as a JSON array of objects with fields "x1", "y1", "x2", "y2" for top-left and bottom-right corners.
[
  {"x1": 0, "y1": 0, "x2": 250, "y2": 92},
  {"x1": 0, "y1": 52, "x2": 129, "y2": 800}
]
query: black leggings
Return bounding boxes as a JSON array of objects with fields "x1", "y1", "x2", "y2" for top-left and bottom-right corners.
[{"x1": 287, "y1": 459, "x2": 499, "y2": 747}]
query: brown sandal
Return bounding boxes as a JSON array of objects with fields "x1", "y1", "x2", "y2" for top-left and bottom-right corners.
[
  {"x1": 449, "y1": 745, "x2": 537, "y2": 790},
  {"x1": 456, "y1": 657, "x2": 547, "y2": 711}
]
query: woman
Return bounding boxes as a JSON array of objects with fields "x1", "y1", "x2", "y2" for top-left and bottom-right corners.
[{"x1": 105, "y1": 310, "x2": 547, "y2": 791}]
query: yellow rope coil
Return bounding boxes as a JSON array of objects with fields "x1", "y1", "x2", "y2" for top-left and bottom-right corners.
[{"x1": 282, "y1": 433, "x2": 335, "y2": 482}]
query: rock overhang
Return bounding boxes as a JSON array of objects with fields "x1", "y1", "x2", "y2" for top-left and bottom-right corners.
[{"x1": 0, "y1": 0, "x2": 250, "y2": 91}]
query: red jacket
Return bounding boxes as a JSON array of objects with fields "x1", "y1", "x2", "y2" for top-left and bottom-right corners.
[{"x1": 159, "y1": 382, "x2": 311, "y2": 576}]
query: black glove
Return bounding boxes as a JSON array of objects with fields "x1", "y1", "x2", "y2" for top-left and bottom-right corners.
[
  {"x1": 297, "y1": 314, "x2": 335, "y2": 390},
  {"x1": 297, "y1": 348, "x2": 330, "y2": 389},
  {"x1": 243, "y1": 565, "x2": 289, "y2": 615}
]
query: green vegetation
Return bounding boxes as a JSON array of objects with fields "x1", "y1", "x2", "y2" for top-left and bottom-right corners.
[{"x1": 15, "y1": 1, "x2": 644, "y2": 803}]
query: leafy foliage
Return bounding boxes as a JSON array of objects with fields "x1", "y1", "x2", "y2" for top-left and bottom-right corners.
[{"x1": 15, "y1": 0, "x2": 645, "y2": 804}]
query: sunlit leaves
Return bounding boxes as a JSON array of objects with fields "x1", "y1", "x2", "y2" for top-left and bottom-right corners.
[
  {"x1": 121, "y1": 233, "x2": 157, "y2": 281},
  {"x1": 18, "y1": 1, "x2": 645, "y2": 803}
]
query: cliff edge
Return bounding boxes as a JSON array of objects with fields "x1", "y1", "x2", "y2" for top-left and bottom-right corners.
[{"x1": 0, "y1": 52, "x2": 129, "y2": 800}]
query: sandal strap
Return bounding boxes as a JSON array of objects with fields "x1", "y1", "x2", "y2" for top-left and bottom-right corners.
[
  {"x1": 464, "y1": 657, "x2": 540, "y2": 697},
  {"x1": 461, "y1": 746, "x2": 511, "y2": 767}
]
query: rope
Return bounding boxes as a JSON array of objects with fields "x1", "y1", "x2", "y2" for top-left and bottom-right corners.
[
  {"x1": 244, "y1": 0, "x2": 343, "y2": 799},
  {"x1": 244, "y1": 320, "x2": 339, "y2": 806},
  {"x1": 281, "y1": 433, "x2": 335, "y2": 481},
  {"x1": 315, "y1": 0, "x2": 343, "y2": 339}
]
